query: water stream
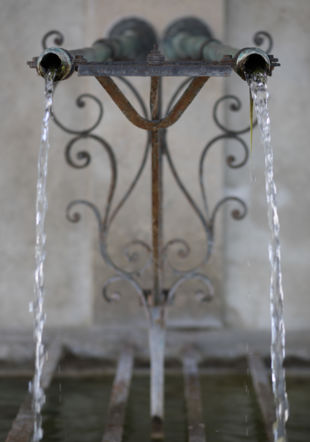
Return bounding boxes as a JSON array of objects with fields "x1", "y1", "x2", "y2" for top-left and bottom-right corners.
[
  {"x1": 29, "y1": 70, "x2": 55, "y2": 442},
  {"x1": 249, "y1": 72, "x2": 289, "y2": 441}
]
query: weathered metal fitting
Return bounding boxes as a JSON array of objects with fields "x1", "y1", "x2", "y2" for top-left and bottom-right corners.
[
  {"x1": 147, "y1": 46, "x2": 165, "y2": 65},
  {"x1": 234, "y1": 47, "x2": 271, "y2": 80},
  {"x1": 108, "y1": 17, "x2": 158, "y2": 60},
  {"x1": 36, "y1": 47, "x2": 74, "y2": 81}
]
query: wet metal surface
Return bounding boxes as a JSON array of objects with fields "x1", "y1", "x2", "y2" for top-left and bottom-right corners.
[
  {"x1": 5, "y1": 341, "x2": 63, "y2": 442},
  {"x1": 102, "y1": 347, "x2": 134, "y2": 442},
  {"x1": 247, "y1": 353, "x2": 275, "y2": 442},
  {"x1": 183, "y1": 352, "x2": 207, "y2": 442},
  {"x1": 3, "y1": 350, "x2": 310, "y2": 441}
]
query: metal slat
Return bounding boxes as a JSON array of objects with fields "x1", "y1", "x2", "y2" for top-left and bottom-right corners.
[
  {"x1": 182, "y1": 352, "x2": 206, "y2": 442},
  {"x1": 5, "y1": 340, "x2": 63, "y2": 442},
  {"x1": 102, "y1": 347, "x2": 134, "y2": 442},
  {"x1": 247, "y1": 353, "x2": 275, "y2": 442}
]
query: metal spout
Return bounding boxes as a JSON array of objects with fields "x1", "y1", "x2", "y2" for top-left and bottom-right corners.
[
  {"x1": 37, "y1": 47, "x2": 73, "y2": 81},
  {"x1": 35, "y1": 17, "x2": 157, "y2": 81},
  {"x1": 234, "y1": 47, "x2": 271, "y2": 80},
  {"x1": 162, "y1": 17, "x2": 278, "y2": 81}
]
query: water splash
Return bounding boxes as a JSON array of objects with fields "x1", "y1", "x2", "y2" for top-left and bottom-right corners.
[
  {"x1": 249, "y1": 72, "x2": 289, "y2": 441},
  {"x1": 31, "y1": 70, "x2": 55, "y2": 442}
]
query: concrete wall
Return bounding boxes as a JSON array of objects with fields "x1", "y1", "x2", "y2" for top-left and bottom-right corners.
[{"x1": 0, "y1": 0, "x2": 309, "y2": 331}]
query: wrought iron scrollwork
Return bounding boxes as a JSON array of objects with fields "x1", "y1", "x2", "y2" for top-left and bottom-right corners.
[
  {"x1": 54, "y1": 94, "x2": 104, "y2": 136},
  {"x1": 253, "y1": 31, "x2": 273, "y2": 54},
  {"x1": 42, "y1": 30, "x2": 64, "y2": 50},
  {"x1": 47, "y1": 29, "x2": 266, "y2": 313},
  {"x1": 160, "y1": 78, "x2": 251, "y2": 300},
  {"x1": 47, "y1": 30, "x2": 152, "y2": 305},
  {"x1": 213, "y1": 95, "x2": 257, "y2": 136}
]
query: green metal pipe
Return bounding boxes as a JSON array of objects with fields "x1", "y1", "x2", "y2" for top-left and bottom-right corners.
[
  {"x1": 36, "y1": 18, "x2": 157, "y2": 81},
  {"x1": 162, "y1": 17, "x2": 272, "y2": 80}
]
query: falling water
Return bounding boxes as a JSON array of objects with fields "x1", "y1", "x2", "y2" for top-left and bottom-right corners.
[
  {"x1": 249, "y1": 72, "x2": 289, "y2": 441},
  {"x1": 29, "y1": 70, "x2": 55, "y2": 442}
]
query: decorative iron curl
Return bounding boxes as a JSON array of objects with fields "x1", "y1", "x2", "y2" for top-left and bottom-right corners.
[
  {"x1": 199, "y1": 134, "x2": 249, "y2": 218},
  {"x1": 122, "y1": 240, "x2": 152, "y2": 277},
  {"x1": 102, "y1": 275, "x2": 146, "y2": 304},
  {"x1": 253, "y1": 31, "x2": 273, "y2": 54},
  {"x1": 66, "y1": 200, "x2": 102, "y2": 229},
  {"x1": 42, "y1": 30, "x2": 64, "y2": 50},
  {"x1": 213, "y1": 95, "x2": 257, "y2": 135},
  {"x1": 167, "y1": 273, "x2": 214, "y2": 305},
  {"x1": 163, "y1": 239, "x2": 191, "y2": 260},
  {"x1": 162, "y1": 239, "x2": 195, "y2": 275},
  {"x1": 66, "y1": 200, "x2": 151, "y2": 282},
  {"x1": 53, "y1": 93, "x2": 104, "y2": 135},
  {"x1": 210, "y1": 197, "x2": 247, "y2": 226},
  {"x1": 102, "y1": 275, "x2": 150, "y2": 319},
  {"x1": 65, "y1": 133, "x2": 116, "y2": 180},
  {"x1": 163, "y1": 141, "x2": 214, "y2": 273},
  {"x1": 65, "y1": 136, "x2": 91, "y2": 169}
]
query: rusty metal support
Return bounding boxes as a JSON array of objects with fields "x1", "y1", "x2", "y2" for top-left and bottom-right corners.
[
  {"x1": 6, "y1": 340, "x2": 63, "y2": 442},
  {"x1": 150, "y1": 76, "x2": 163, "y2": 306},
  {"x1": 96, "y1": 75, "x2": 209, "y2": 130},
  {"x1": 149, "y1": 76, "x2": 166, "y2": 439},
  {"x1": 182, "y1": 351, "x2": 206, "y2": 442},
  {"x1": 102, "y1": 347, "x2": 134, "y2": 442},
  {"x1": 247, "y1": 352, "x2": 275, "y2": 442}
]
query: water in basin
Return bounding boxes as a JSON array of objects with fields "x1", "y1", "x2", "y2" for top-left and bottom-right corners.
[{"x1": 2, "y1": 373, "x2": 310, "y2": 441}]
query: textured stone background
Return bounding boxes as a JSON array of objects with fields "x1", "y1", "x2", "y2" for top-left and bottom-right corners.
[{"x1": 0, "y1": 0, "x2": 309, "y2": 331}]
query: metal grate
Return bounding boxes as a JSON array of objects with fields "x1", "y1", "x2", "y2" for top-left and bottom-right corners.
[{"x1": 5, "y1": 341, "x2": 276, "y2": 442}]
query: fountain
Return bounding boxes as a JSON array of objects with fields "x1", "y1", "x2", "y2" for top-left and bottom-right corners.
[{"x1": 22, "y1": 16, "x2": 284, "y2": 442}]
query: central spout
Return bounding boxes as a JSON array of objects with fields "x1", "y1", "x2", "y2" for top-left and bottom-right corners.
[{"x1": 162, "y1": 17, "x2": 276, "y2": 80}]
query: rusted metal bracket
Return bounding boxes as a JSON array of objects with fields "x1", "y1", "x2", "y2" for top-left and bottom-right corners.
[{"x1": 96, "y1": 75, "x2": 209, "y2": 130}]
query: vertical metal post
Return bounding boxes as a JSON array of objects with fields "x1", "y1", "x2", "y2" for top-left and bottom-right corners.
[
  {"x1": 150, "y1": 76, "x2": 163, "y2": 305},
  {"x1": 149, "y1": 76, "x2": 165, "y2": 439}
]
